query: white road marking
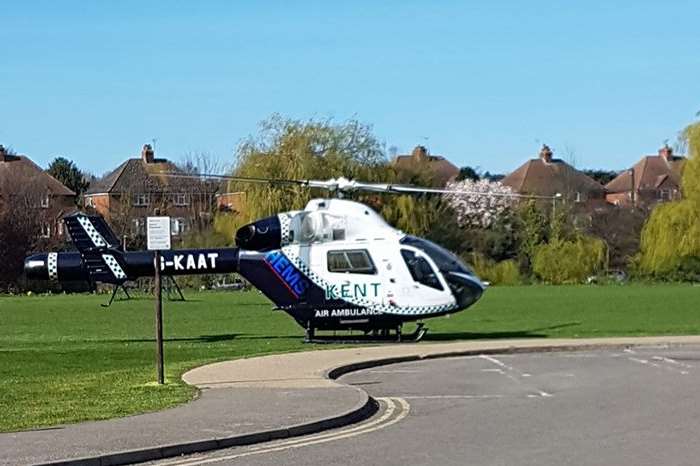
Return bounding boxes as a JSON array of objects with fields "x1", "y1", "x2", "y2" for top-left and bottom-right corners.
[
  {"x1": 401, "y1": 395, "x2": 504, "y2": 400},
  {"x1": 559, "y1": 353, "x2": 600, "y2": 358},
  {"x1": 652, "y1": 355, "x2": 693, "y2": 369},
  {"x1": 154, "y1": 397, "x2": 409, "y2": 466},
  {"x1": 479, "y1": 355, "x2": 551, "y2": 398},
  {"x1": 369, "y1": 370, "x2": 422, "y2": 374},
  {"x1": 620, "y1": 348, "x2": 692, "y2": 374},
  {"x1": 629, "y1": 356, "x2": 689, "y2": 375},
  {"x1": 479, "y1": 355, "x2": 517, "y2": 372}
]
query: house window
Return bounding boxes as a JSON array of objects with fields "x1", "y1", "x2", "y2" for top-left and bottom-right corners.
[
  {"x1": 171, "y1": 217, "x2": 187, "y2": 236},
  {"x1": 40, "y1": 193, "x2": 50, "y2": 208},
  {"x1": 658, "y1": 189, "x2": 671, "y2": 201},
  {"x1": 133, "y1": 193, "x2": 150, "y2": 207},
  {"x1": 132, "y1": 218, "x2": 145, "y2": 235},
  {"x1": 40, "y1": 223, "x2": 51, "y2": 238},
  {"x1": 172, "y1": 193, "x2": 189, "y2": 206},
  {"x1": 327, "y1": 250, "x2": 376, "y2": 274},
  {"x1": 400, "y1": 249, "x2": 443, "y2": 290},
  {"x1": 85, "y1": 196, "x2": 94, "y2": 208}
]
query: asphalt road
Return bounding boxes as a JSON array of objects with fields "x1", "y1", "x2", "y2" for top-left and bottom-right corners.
[{"x1": 148, "y1": 345, "x2": 700, "y2": 466}]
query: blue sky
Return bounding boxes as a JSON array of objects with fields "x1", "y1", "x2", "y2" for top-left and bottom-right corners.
[{"x1": 1, "y1": 0, "x2": 699, "y2": 177}]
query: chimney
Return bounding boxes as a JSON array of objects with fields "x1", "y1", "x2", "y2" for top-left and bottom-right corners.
[
  {"x1": 141, "y1": 144, "x2": 155, "y2": 163},
  {"x1": 411, "y1": 145, "x2": 428, "y2": 162},
  {"x1": 659, "y1": 144, "x2": 673, "y2": 161},
  {"x1": 539, "y1": 144, "x2": 553, "y2": 163}
]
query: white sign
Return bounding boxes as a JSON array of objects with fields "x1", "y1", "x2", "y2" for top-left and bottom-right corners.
[{"x1": 147, "y1": 216, "x2": 171, "y2": 251}]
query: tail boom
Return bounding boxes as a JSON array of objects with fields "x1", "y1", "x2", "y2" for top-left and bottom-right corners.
[{"x1": 24, "y1": 248, "x2": 240, "y2": 284}]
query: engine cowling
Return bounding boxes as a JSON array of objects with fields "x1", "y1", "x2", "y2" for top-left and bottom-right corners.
[{"x1": 235, "y1": 215, "x2": 282, "y2": 251}]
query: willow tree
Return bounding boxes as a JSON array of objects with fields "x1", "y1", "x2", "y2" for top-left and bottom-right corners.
[
  {"x1": 638, "y1": 122, "x2": 700, "y2": 278},
  {"x1": 532, "y1": 235, "x2": 606, "y2": 284},
  {"x1": 215, "y1": 115, "x2": 439, "y2": 240}
]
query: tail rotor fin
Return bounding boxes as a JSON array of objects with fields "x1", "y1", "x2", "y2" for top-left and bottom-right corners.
[
  {"x1": 64, "y1": 213, "x2": 128, "y2": 284},
  {"x1": 85, "y1": 250, "x2": 129, "y2": 284},
  {"x1": 64, "y1": 213, "x2": 122, "y2": 252}
]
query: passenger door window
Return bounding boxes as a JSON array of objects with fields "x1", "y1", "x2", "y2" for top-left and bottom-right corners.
[{"x1": 327, "y1": 249, "x2": 376, "y2": 274}]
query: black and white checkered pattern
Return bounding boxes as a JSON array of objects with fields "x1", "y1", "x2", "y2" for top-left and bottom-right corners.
[
  {"x1": 278, "y1": 214, "x2": 292, "y2": 245},
  {"x1": 77, "y1": 216, "x2": 107, "y2": 248},
  {"x1": 101, "y1": 254, "x2": 127, "y2": 280},
  {"x1": 281, "y1": 246, "x2": 456, "y2": 317},
  {"x1": 47, "y1": 253, "x2": 58, "y2": 281}
]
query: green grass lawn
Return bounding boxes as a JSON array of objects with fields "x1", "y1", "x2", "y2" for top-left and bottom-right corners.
[{"x1": 0, "y1": 284, "x2": 698, "y2": 432}]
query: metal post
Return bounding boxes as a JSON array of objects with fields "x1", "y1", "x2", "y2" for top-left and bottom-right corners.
[
  {"x1": 629, "y1": 168, "x2": 636, "y2": 208},
  {"x1": 154, "y1": 251, "x2": 164, "y2": 384}
]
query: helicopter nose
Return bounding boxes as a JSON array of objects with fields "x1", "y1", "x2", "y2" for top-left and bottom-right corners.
[
  {"x1": 446, "y1": 271, "x2": 485, "y2": 308},
  {"x1": 24, "y1": 253, "x2": 51, "y2": 281}
]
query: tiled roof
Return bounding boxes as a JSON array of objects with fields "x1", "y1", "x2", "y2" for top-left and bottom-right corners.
[
  {"x1": 502, "y1": 158, "x2": 605, "y2": 196},
  {"x1": 0, "y1": 154, "x2": 76, "y2": 196},
  {"x1": 606, "y1": 155, "x2": 686, "y2": 193},
  {"x1": 87, "y1": 157, "x2": 217, "y2": 194},
  {"x1": 393, "y1": 146, "x2": 460, "y2": 186}
]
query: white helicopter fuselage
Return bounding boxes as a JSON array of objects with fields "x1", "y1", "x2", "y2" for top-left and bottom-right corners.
[{"x1": 248, "y1": 198, "x2": 484, "y2": 328}]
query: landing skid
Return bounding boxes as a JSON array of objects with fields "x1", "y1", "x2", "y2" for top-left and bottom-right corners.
[
  {"x1": 101, "y1": 284, "x2": 131, "y2": 308},
  {"x1": 305, "y1": 323, "x2": 428, "y2": 344}
]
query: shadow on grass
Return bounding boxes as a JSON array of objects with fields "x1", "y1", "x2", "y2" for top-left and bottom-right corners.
[
  {"x1": 424, "y1": 322, "x2": 582, "y2": 341},
  {"x1": 84, "y1": 323, "x2": 582, "y2": 345},
  {"x1": 96, "y1": 333, "x2": 303, "y2": 344}
]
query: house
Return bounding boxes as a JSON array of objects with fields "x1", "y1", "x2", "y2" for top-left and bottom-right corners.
[
  {"x1": 605, "y1": 145, "x2": 686, "y2": 208},
  {"x1": 215, "y1": 191, "x2": 246, "y2": 214},
  {"x1": 501, "y1": 145, "x2": 606, "y2": 205},
  {"x1": 0, "y1": 145, "x2": 77, "y2": 240},
  {"x1": 84, "y1": 144, "x2": 220, "y2": 240},
  {"x1": 393, "y1": 145, "x2": 460, "y2": 186}
]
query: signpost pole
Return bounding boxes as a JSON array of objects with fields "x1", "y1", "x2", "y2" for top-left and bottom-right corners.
[
  {"x1": 147, "y1": 216, "x2": 170, "y2": 386},
  {"x1": 154, "y1": 250, "x2": 164, "y2": 385}
]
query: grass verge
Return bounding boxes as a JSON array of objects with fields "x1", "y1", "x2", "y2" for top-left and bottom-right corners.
[{"x1": 0, "y1": 284, "x2": 698, "y2": 432}]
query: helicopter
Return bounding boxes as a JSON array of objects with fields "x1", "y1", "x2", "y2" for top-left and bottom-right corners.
[{"x1": 23, "y1": 176, "x2": 532, "y2": 342}]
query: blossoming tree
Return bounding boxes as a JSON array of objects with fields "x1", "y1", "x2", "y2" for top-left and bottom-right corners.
[{"x1": 442, "y1": 179, "x2": 515, "y2": 228}]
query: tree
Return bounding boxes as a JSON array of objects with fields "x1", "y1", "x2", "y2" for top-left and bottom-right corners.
[
  {"x1": 583, "y1": 169, "x2": 618, "y2": 186},
  {"x1": 588, "y1": 207, "x2": 646, "y2": 270},
  {"x1": 47, "y1": 157, "x2": 90, "y2": 199},
  {"x1": 517, "y1": 200, "x2": 549, "y2": 268},
  {"x1": 442, "y1": 179, "x2": 515, "y2": 228},
  {"x1": 456, "y1": 166, "x2": 480, "y2": 181},
  {"x1": 0, "y1": 174, "x2": 45, "y2": 291},
  {"x1": 638, "y1": 121, "x2": 700, "y2": 279},
  {"x1": 482, "y1": 171, "x2": 505, "y2": 182},
  {"x1": 532, "y1": 235, "x2": 606, "y2": 284},
  {"x1": 215, "y1": 115, "x2": 438, "y2": 238}
]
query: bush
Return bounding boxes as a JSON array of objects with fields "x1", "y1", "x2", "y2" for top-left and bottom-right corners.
[
  {"x1": 532, "y1": 236, "x2": 606, "y2": 284},
  {"x1": 468, "y1": 254, "x2": 523, "y2": 286}
]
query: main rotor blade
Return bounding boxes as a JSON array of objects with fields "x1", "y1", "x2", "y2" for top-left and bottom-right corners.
[
  {"x1": 162, "y1": 173, "x2": 309, "y2": 187},
  {"x1": 162, "y1": 173, "x2": 560, "y2": 199},
  {"x1": 162, "y1": 174, "x2": 355, "y2": 192},
  {"x1": 351, "y1": 182, "x2": 560, "y2": 199}
]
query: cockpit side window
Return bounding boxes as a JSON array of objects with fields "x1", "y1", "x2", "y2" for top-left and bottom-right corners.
[
  {"x1": 400, "y1": 249, "x2": 444, "y2": 290},
  {"x1": 399, "y1": 235, "x2": 475, "y2": 276},
  {"x1": 327, "y1": 249, "x2": 376, "y2": 274}
]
